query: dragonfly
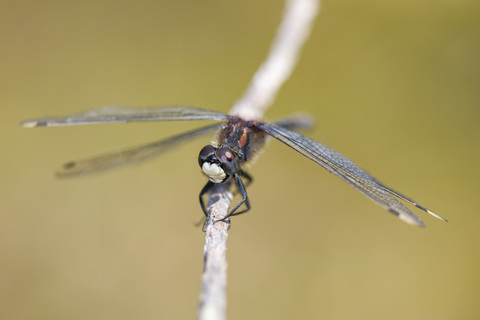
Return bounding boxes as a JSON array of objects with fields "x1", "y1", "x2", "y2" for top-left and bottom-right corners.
[{"x1": 22, "y1": 105, "x2": 447, "y2": 227}]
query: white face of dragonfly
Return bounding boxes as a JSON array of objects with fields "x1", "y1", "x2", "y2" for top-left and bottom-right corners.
[
  {"x1": 198, "y1": 145, "x2": 240, "y2": 184},
  {"x1": 202, "y1": 162, "x2": 227, "y2": 183}
]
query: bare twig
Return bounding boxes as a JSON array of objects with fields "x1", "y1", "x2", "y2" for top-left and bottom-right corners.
[
  {"x1": 230, "y1": 0, "x2": 320, "y2": 120},
  {"x1": 198, "y1": 0, "x2": 319, "y2": 319},
  {"x1": 198, "y1": 183, "x2": 231, "y2": 320}
]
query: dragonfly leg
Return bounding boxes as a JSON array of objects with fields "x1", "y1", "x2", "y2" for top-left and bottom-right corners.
[
  {"x1": 199, "y1": 180, "x2": 215, "y2": 217},
  {"x1": 199, "y1": 180, "x2": 233, "y2": 231},
  {"x1": 200, "y1": 174, "x2": 250, "y2": 227},
  {"x1": 238, "y1": 169, "x2": 253, "y2": 189},
  {"x1": 222, "y1": 173, "x2": 251, "y2": 220}
]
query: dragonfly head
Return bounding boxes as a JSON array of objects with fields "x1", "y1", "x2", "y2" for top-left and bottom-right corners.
[{"x1": 198, "y1": 145, "x2": 239, "y2": 183}]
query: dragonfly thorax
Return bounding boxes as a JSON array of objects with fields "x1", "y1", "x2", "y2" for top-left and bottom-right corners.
[{"x1": 198, "y1": 145, "x2": 240, "y2": 184}]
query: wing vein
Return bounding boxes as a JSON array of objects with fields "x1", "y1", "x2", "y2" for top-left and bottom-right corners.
[
  {"x1": 57, "y1": 123, "x2": 223, "y2": 177},
  {"x1": 258, "y1": 123, "x2": 431, "y2": 226}
]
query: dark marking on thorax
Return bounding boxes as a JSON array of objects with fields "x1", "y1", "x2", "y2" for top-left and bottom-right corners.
[{"x1": 217, "y1": 118, "x2": 268, "y2": 164}]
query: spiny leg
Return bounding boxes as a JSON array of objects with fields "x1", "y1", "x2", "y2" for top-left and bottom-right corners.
[
  {"x1": 217, "y1": 173, "x2": 250, "y2": 223},
  {"x1": 199, "y1": 181, "x2": 233, "y2": 231},
  {"x1": 199, "y1": 174, "x2": 251, "y2": 228},
  {"x1": 238, "y1": 169, "x2": 253, "y2": 189},
  {"x1": 199, "y1": 180, "x2": 215, "y2": 218},
  {"x1": 230, "y1": 170, "x2": 253, "y2": 197}
]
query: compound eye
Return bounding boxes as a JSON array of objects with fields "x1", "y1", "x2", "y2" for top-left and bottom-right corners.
[
  {"x1": 198, "y1": 145, "x2": 216, "y2": 166},
  {"x1": 216, "y1": 148, "x2": 235, "y2": 162},
  {"x1": 216, "y1": 148, "x2": 239, "y2": 175}
]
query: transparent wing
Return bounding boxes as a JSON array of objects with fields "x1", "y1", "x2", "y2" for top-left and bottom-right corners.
[
  {"x1": 274, "y1": 113, "x2": 314, "y2": 131},
  {"x1": 22, "y1": 106, "x2": 230, "y2": 127},
  {"x1": 56, "y1": 123, "x2": 223, "y2": 177},
  {"x1": 257, "y1": 123, "x2": 446, "y2": 226}
]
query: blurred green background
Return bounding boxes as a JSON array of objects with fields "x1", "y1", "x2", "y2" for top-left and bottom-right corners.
[{"x1": 2, "y1": 0, "x2": 479, "y2": 319}]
